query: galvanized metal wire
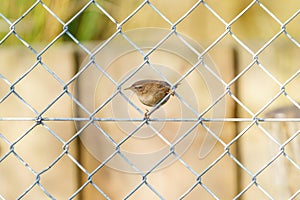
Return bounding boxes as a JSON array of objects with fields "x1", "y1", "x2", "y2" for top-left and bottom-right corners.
[{"x1": 0, "y1": 0, "x2": 299, "y2": 199}]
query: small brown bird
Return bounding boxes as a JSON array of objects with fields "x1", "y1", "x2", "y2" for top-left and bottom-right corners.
[{"x1": 125, "y1": 79, "x2": 177, "y2": 109}]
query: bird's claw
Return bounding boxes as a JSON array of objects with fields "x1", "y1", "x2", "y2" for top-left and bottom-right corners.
[
  {"x1": 144, "y1": 109, "x2": 150, "y2": 123},
  {"x1": 168, "y1": 89, "x2": 175, "y2": 96}
]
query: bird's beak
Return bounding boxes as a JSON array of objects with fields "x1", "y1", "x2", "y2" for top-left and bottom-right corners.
[{"x1": 124, "y1": 86, "x2": 132, "y2": 90}]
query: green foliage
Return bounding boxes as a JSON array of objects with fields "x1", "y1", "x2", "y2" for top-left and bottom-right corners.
[{"x1": 0, "y1": 0, "x2": 112, "y2": 45}]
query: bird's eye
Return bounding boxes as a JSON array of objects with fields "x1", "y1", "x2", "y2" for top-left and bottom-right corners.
[{"x1": 134, "y1": 86, "x2": 143, "y2": 90}]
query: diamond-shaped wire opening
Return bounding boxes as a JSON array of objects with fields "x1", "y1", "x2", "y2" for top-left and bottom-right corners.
[
  {"x1": 72, "y1": 181, "x2": 110, "y2": 200},
  {"x1": 13, "y1": 124, "x2": 65, "y2": 171},
  {"x1": 229, "y1": 63, "x2": 282, "y2": 115},
  {"x1": 258, "y1": 96, "x2": 300, "y2": 119},
  {"x1": 38, "y1": 154, "x2": 82, "y2": 199},
  {"x1": 0, "y1": 0, "x2": 37, "y2": 19},
  {"x1": 176, "y1": 2, "x2": 226, "y2": 46},
  {"x1": 200, "y1": 153, "x2": 241, "y2": 199},
  {"x1": 21, "y1": 181, "x2": 55, "y2": 199},
  {"x1": 0, "y1": 152, "x2": 37, "y2": 199},
  {"x1": 259, "y1": 0, "x2": 300, "y2": 22},
  {"x1": 149, "y1": 0, "x2": 201, "y2": 23},
  {"x1": 235, "y1": 123, "x2": 290, "y2": 177},
  {"x1": 121, "y1": 3, "x2": 172, "y2": 30},
  {"x1": 237, "y1": 181, "x2": 274, "y2": 200},
  {"x1": 144, "y1": 156, "x2": 198, "y2": 198},
  {"x1": 41, "y1": 0, "x2": 92, "y2": 22},
  {"x1": 0, "y1": 88, "x2": 37, "y2": 118},
  {"x1": 204, "y1": 0, "x2": 253, "y2": 22},
  {"x1": 0, "y1": 45, "x2": 38, "y2": 81},
  {"x1": 257, "y1": 153, "x2": 300, "y2": 197},
  {"x1": 13, "y1": 64, "x2": 67, "y2": 113},
  {"x1": 94, "y1": 0, "x2": 146, "y2": 23},
  {"x1": 11, "y1": 3, "x2": 64, "y2": 51},
  {"x1": 230, "y1": 2, "x2": 284, "y2": 52},
  {"x1": 1, "y1": 0, "x2": 300, "y2": 199},
  {"x1": 90, "y1": 164, "x2": 142, "y2": 198},
  {"x1": 64, "y1": 2, "x2": 116, "y2": 45}
]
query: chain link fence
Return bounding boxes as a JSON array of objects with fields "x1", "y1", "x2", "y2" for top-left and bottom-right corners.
[{"x1": 0, "y1": 1, "x2": 299, "y2": 199}]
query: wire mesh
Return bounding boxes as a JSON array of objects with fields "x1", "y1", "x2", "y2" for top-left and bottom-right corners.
[{"x1": 0, "y1": 0, "x2": 299, "y2": 199}]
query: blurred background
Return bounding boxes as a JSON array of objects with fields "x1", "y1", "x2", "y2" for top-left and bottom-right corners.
[
  {"x1": 1, "y1": 0, "x2": 299, "y2": 44},
  {"x1": 0, "y1": 0, "x2": 299, "y2": 199}
]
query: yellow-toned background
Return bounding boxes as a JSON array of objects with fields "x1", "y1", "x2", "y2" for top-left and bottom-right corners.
[{"x1": 0, "y1": 0, "x2": 299, "y2": 199}]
